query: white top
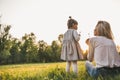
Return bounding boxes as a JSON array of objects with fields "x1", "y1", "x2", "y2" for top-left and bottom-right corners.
[{"x1": 87, "y1": 36, "x2": 120, "y2": 68}]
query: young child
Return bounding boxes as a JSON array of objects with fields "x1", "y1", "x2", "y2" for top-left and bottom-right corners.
[
  {"x1": 61, "y1": 16, "x2": 83, "y2": 74},
  {"x1": 85, "y1": 20, "x2": 120, "y2": 78}
]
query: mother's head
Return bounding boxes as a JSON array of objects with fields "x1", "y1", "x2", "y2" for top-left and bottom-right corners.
[{"x1": 94, "y1": 21, "x2": 114, "y2": 40}]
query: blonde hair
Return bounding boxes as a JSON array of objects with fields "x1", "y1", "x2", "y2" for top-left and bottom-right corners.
[{"x1": 95, "y1": 21, "x2": 114, "y2": 40}]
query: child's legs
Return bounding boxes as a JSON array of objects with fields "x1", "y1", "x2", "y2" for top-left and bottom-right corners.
[
  {"x1": 66, "y1": 61, "x2": 71, "y2": 72},
  {"x1": 85, "y1": 61, "x2": 99, "y2": 78},
  {"x1": 72, "y1": 61, "x2": 78, "y2": 74}
]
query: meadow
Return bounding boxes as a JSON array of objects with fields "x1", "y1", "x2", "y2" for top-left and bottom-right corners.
[{"x1": 0, "y1": 61, "x2": 120, "y2": 80}]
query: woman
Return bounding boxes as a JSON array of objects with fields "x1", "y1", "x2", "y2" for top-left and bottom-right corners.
[{"x1": 85, "y1": 21, "x2": 120, "y2": 78}]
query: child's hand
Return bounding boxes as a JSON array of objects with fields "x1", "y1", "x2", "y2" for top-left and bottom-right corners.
[{"x1": 78, "y1": 31, "x2": 81, "y2": 36}]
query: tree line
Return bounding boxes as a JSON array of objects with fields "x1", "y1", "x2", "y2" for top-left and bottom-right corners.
[
  {"x1": 0, "y1": 24, "x2": 65, "y2": 64},
  {"x1": 0, "y1": 24, "x2": 90, "y2": 65}
]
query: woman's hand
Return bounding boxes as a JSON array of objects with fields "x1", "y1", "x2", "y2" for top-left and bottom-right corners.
[{"x1": 86, "y1": 38, "x2": 90, "y2": 45}]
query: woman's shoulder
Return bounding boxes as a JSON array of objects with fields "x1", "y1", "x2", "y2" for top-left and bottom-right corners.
[
  {"x1": 90, "y1": 36, "x2": 107, "y2": 40},
  {"x1": 89, "y1": 36, "x2": 98, "y2": 40},
  {"x1": 89, "y1": 36, "x2": 105, "y2": 42},
  {"x1": 90, "y1": 36, "x2": 114, "y2": 44}
]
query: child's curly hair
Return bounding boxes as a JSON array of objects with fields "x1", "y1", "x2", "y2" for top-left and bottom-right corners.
[{"x1": 67, "y1": 16, "x2": 78, "y2": 29}]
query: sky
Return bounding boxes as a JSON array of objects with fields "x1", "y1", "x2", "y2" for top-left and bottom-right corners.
[{"x1": 0, "y1": 0, "x2": 120, "y2": 50}]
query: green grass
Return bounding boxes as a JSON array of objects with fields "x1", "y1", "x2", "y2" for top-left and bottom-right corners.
[{"x1": 0, "y1": 61, "x2": 120, "y2": 80}]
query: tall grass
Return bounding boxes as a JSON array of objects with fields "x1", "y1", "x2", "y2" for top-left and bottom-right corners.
[{"x1": 0, "y1": 61, "x2": 120, "y2": 80}]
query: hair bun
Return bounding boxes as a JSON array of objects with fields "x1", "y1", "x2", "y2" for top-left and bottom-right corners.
[{"x1": 69, "y1": 16, "x2": 72, "y2": 19}]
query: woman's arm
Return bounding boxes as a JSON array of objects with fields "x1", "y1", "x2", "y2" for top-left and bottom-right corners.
[
  {"x1": 86, "y1": 38, "x2": 90, "y2": 45},
  {"x1": 87, "y1": 38, "x2": 94, "y2": 62}
]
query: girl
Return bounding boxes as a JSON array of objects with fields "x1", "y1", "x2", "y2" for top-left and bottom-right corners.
[
  {"x1": 61, "y1": 16, "x2": 83, "y2": 74},
  {"x1": 85, "y1": 21, "x2": 120, "y2": 78}
]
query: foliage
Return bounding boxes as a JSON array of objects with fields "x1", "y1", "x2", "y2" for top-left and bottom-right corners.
[
  {"x1": 0, "y1": 24, "x2": 63, "y2": 64},
  {"x1": 20, "y1": 33, "x2": 38, "y2": 63},
  {"x1": 0, "y1": 24, "x2": 12, "y2": 64},
  {"x1": 58, "y1": 34, "x2": 63, "y2": 44},
  {"x1": 51, "y1": 40, "x2": 61, "y2": 62},
  {"x1": 37, "y1": 40, "x2": 48, "y2": 62},
  {"x1": 9, "y1": 38, "x2": 21, "y2": 63}
]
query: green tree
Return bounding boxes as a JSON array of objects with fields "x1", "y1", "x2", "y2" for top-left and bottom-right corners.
[
  {"x1": 44, "y1": 45, "x2": 53, "y2": 62},
  {"x1": 9, "y1": 38, "x2": 22, "y2": 63},
  {"x1": 58, "y1": 34, "x2": 63, "y2": 45},
  {"x1": 37, "y1": 40, "x2": 48, "y2": 62},
  {"x1": 51, "y1": 40, "x2": 61, "y2": 62},
  {"x1": 0, "y1": 24, "x2": 12, "y2": 64},
  {"x1": 20, "y1": 32, "x2": 38, "y2": 63}
]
